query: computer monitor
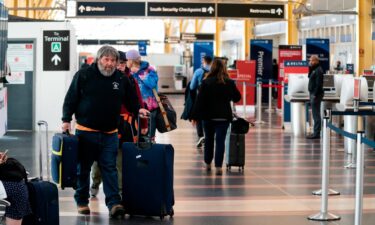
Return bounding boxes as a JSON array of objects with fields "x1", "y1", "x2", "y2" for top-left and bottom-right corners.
[
  {"x1": 362, "y1": 75, "x2": 375, "y2": 91},
  {"x1": 323, "y1": 74, "x2": 335, "y2": 90}
]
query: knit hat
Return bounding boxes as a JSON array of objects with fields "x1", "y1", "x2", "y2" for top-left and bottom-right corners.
[
  {"x1": 118, "y1": 51, "x2": 127, "y2": 61},
  {"x1": 126, "y1": 50, "x2": 141, "y2": 60}
]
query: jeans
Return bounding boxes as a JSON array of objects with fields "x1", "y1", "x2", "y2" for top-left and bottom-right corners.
[
  {"x1": 202, "y1": 120, "x2": 230, "y2": 167},
  {"x1": 74, "y1": 130, "x2": 121, "y2": 210},
  {"x1": 310, "y1": 94, "x2": 323, "y2": 136},
  {"x1": 91, "y1": 148, "x2": 123, "y2": 193}
]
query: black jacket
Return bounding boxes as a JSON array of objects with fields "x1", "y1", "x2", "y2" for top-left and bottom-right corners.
[
  {"x1": 62, "y1": 63, "x2": 140, "y2": 132},
  {"x1": 308, "y1": 64, "x2": 324, "y2": 97},
  {"x1": 191, "y1": 77, "x2": 241, "y2": 121},
  {"x1": 181, "y1": 81, "x2": 197, "y2": 121}
]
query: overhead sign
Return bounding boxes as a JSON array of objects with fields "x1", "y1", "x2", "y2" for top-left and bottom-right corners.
[
  {"x1": 147, "y1": 2, "x2": 215, "y2": 17},
  {"x1": 218, "y1": 3, "x2": 284, "y2": 19},
  {"x1": 78, "y1": 39, "x2": 150, "y2": 45},
  {"x1": 43, "y1": 30, "x2": 70, "y2": 71},
  {"x1": 180, "y1": 33, "x2": 215, "y2": 42},
  {"x1": 164, "y1": 36, "x2": 180, "y2": 44},
  {"x1": 76, "y1": 1, "x2": 146, "y2": 17}
]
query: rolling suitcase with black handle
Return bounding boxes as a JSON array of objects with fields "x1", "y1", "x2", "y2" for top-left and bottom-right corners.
[
  {"x1": 22, "y1": 121, "x2": 59, "y2": 225},
  {"x1": 122, "y1": 116, "x2": 174, "y2": 220},
  {"x1": 51, "y1": 131, "x2": 78, "y2": 189},
  {"x1": 225, "y1": 124, "x2": 246, "y2": 172}
]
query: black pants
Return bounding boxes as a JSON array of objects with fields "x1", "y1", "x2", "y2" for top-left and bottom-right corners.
[
  {"x1": 196, "y1": 120, "x2": 204, "y2": 138},
  {"x1": 310, "y1": 94, "x2": 323, "y2": 136}
]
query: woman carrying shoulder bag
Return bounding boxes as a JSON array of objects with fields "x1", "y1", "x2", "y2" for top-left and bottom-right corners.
[
  {"x1": 191, "y1": 58, "x2": 241, "y2": 175},
  {"x1": 0, "y1": 151, "x2": 32, "y2": 225}
]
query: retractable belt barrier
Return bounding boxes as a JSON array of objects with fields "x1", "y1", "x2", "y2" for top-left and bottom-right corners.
[{"x1": 311, "y1": 109, "x2": 375, "y2": 225}]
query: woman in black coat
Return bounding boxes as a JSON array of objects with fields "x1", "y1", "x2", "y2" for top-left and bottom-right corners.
[{"x1": 192, "y1": 58, "x2": 241, "y2": 175}]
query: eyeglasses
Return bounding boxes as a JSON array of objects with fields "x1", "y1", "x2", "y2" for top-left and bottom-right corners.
[{"x1": 119, "y1": 61, "x2": 126, "y2": 64}]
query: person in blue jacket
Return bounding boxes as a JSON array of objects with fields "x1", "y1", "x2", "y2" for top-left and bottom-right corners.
[
  {"x1": 190, "y1": 55, "x2": 212, "y2": 148},
  {"x1": 126, "y1": 50, "x2": 159, "y2": 142}
]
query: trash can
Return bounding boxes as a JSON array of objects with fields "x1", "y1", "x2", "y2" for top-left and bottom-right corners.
[{"x1": 291, "y1": 102, "x2": 306, "y2": 137}]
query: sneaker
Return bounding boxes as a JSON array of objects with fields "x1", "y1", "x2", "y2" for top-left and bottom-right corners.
[
  {"x1": 215, "y1": 167, "x2": 223, "y2": 175},
  {"x1": 196, "y1": 137, "x2": 205, "y2": 148},
  {"x1": 110, "y1": 204, "x2": 125, "y2": 218},
  {"x1": 77, "y1": 205, "x2": 90, "y2": 215},
  {"x1": 205, "y1": 164, "x2": 211, "y2": 172},
  {"x1": 90, "y1": 184, "x2": 99, "y2": 197}
]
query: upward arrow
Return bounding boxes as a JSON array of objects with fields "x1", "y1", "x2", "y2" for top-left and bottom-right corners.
[
  {"x1": 276, "y1": 8, "x2": 283, "y2": 16},
  {"x1": 208, "y1": 6, "x2": 214, "y2": 14},
  {"x1": 51, "y1": 54, "x2": 61, "y2": 66},
  {"x1": 78, "y1": 5, "x2": 85, "y2": 13}
]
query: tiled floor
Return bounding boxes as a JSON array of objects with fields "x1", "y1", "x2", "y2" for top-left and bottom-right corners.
[{"x1": 2, "y1": 95, "x2": 375, "y2": 225}]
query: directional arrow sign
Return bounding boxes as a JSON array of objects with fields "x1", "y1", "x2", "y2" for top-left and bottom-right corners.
[
  {"x1": 43, "y1": 30, "x2": 70, "y2": 71},
  {"x1": 218, "y1": 4, "x2": 284, "y2": 19},
  {"x1": 51, "y1": 54, "x2": 61, "y2": 66},
  {"x1": 78, "y1": 5, "x2": 85, "y2": 13},
  {"x1": 276, "y1": 8, "x2": 283, "y2": 16},
  {"x1": 148, "y1": 2, "x2": 215, "y2": 17}
]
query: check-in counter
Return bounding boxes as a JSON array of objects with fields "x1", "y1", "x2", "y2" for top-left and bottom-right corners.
[
  {"x1": 336, "y1": 76, "x2": 369, "y2": 154},
  {"x1": 286, "y1": 75, "x2": 309, "y2": 137}
]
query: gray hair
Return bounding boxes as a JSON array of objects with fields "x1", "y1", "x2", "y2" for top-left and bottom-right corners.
[{"x1": 96, "y1": 45, "x2": 119, "y2": 61}]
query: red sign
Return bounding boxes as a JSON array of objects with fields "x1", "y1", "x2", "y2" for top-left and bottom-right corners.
[
  {"x1": 231, "y1": 60, "x2": 256, "y2": 105},
  {"x1": 277, "y1": 45, "x2": 303, "y2": 108},
  {"x1": 353, "y1": 78, "x2": 361, "y2": 100}
]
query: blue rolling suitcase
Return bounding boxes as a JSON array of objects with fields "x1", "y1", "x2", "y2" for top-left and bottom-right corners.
[
  {"x1": 51, "y1": 131, "x2": 78, "y2": 189},
  {"x1": 122, "y1": 117, "x2": 174, "y2": 219},
  {"x1": 22, "y1": 121, "x2": 59, "y2": 225}
]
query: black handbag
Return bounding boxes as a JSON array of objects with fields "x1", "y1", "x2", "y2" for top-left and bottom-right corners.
[
  {"x1": 0, "y1": 157, "x2": 27, "y2": 182},
  {"x1": 231, "y1": 115, "x2": 251, "y2": 134},
  {"x1": 153, "y1": 89, "x2": 177, "y2": 133}
]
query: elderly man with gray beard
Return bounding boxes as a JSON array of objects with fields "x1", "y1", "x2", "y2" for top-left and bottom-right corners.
[{"x1": 61, "y1": 46, "x2": 148, "y2": 218}]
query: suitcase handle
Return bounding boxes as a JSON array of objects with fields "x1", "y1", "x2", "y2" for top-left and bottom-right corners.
[
  {"x1": 37, "y1": 120, "x2": 50, "y2": 181},
  {"x1": 136, "y1": 114, "x2": 152, "y2": 148}
]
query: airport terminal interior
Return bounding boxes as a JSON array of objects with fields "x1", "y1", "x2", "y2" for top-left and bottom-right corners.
[{"x1": 1, "y1": 0, "x2": 375, "y2": 225}]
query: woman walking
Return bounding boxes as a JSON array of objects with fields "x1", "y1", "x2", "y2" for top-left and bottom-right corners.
[{"x1": 191, "y1": 58, "x2": 241, "y2": 175}]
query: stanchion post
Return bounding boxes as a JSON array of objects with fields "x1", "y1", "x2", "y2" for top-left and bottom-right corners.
[
  {"x1": 254, "y1": 80, "x2": 265, "y2": 124},
  {"x1": 313, "y1": 109, "x2": 340, "y2": 196},
  {"x1": 266, "y1": 80, "x2": 273, "y2": 113},
  {"x1": 243, "y1": 81, "x2": 246, "y2": 118},
  {"x1": 354, "y1": 116, "x2": 364, "y2": 225},
  {"x1": 308, "y1": 110, "x2": 341, "y2": 221}
]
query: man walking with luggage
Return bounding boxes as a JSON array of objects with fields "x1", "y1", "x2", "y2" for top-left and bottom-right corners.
[
  {"x1": 306, "y1": 55, "x2": 324, "y2": 139},
  {"x1": 61, "y1": 45, "x2": 148, "y2": 218}
]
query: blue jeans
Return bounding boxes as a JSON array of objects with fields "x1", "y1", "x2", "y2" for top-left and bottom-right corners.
[
  {"x1": 74, "y1": 130, "x2": 121, "y2": 210},
  {"x1": 202, "y1": 120, "x2": 230, "y2": 167}
]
